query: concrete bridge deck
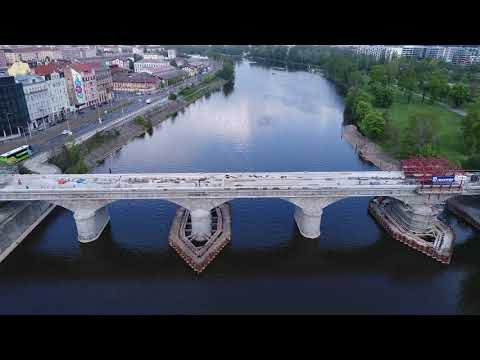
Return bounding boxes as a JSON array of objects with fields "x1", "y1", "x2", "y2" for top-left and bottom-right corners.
[
  {"x1": 1, "y1": 171, "x2": 479, "y2": 200},
  {"x1": 1, "y1": 171, "x2": 479, "y2": 244}
]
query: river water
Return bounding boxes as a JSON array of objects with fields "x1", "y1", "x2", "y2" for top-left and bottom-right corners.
[{"x1": 1, "y1": 60, "x2": 480, "y2": 314}]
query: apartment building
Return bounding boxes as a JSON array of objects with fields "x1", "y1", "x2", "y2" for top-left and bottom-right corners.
[
  {"x1": 61, "y1": 47, "x2": 97, "y2": 60},
  {"x1": 33, "y1": 63, "x2": 72, "y2": 121},
  {"x1": 0, "y1": 50, "x2": 7, "y2": 71},
  {"x1": 112, "y1": 72, "x2": 161, "y2": 93},
  {"x1": 0, "y1": 74, "x2": 30, "y2": 136},
  {"x1": 91, "y1": 62, "x2": 113, "y2": 103},
  {"x1": 63, "y1": 63, "x2": 99, "y2": 109},
  {"x1": 134, "y1": 59, "x2": 174, "y2": 74},
  {"x1": 15, "y1": 75, "x2": 50, "y2": 129},
  {"x1": 3, "y1": 47, "x2": 62, "y2": 65}
]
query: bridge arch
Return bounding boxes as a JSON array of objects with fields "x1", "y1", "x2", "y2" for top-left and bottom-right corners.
[{"x1": 51, "y1": 200, "x2": 114, "y2": 244}]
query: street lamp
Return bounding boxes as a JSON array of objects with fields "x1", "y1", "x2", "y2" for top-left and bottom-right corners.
[
  {"x1": 96, "y1": 103, "x2": 102, "y2": 124},
  {"x1": 4, "y1": 112, "x2": 13, "y2": 136}
]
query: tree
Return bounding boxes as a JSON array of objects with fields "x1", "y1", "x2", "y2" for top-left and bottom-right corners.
[
  {"x1": 369, "y1": 65, "x2": 389, "y2": 85},
  {"x1": 354, "y1": 100, "x2": 372, "y2": 122},
  {"x1": 370, "y1": 82, "x2": 394, "y2": 107},
  {"x1": 428, "y1": 71, "x2": 449, "y2": 102},
  {"x1": 401, "y1": 112, "x2": 440, "y2": 157},
  {"x1": 383, "y1": 111, "x2": 401, "y2": 154},
  {"x1": 359, "y1": 109, "x2": 385, "y2": 138},
  {"x1": 345, "y1": 87, "x2": 371, "y2": 109},
  {"x1": 168, "y1": 93, "x2": 177, "y2": 100},
  {"x1": 133, "y1": 54, "x2": 143, "y2": 62},
  {"x1": 216, "y1": 58, "x2": 235, "y2": 81},
  {"x1": 462, "y1": 103, "x2": 480, "y2": 158},
  {"x1": 398, "y1": 69, "x2": 418, "y2": 103},
  {"x1": 450, "y1": 82, "x2": 470, "y2": 108}
]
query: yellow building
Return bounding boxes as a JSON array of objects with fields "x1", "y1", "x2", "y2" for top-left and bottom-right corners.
[{"x1": 7, "y1": 61, "x2": 31, "y2": 77}]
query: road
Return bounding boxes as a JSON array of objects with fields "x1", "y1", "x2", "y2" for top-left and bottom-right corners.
[{"x1": 2, "y1": 171, "x2": 480, "y2": 202}]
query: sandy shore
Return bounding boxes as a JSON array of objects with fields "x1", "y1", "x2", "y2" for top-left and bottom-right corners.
[{"x1": 342, "y1": 124, "x2": 400, "y2": 171}]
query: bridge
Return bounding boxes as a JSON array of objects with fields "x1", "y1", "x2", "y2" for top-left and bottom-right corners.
[{"x1": 1, "y1": 171, "x2": 480, "y2": 244}]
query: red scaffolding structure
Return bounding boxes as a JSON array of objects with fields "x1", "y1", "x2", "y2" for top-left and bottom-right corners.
[{"x1": 400, "y1": 156, "x2": 464, "y2": 184}]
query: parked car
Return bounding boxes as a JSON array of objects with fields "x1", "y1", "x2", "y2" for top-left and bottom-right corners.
[{"x1": 61, "y1": 130, "x2": 73, "y2": 136}]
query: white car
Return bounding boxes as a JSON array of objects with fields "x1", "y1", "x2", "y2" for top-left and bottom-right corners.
[
  {"x1": 61, "y1": 130, "x2": 73, "y2": 136},
  {"x1": 146, "y1": 98, "x2": 152, "y2": 104}
]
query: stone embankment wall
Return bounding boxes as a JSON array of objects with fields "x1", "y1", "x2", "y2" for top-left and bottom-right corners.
[
  {"x1": 0, "y1": 201, "x2": 55, "y2": 263},
  {"x1": 0, "y1": 158, "x2": 57, "y2": 264},
  {"x1": 446, "y1": 195, "x2": 480, "y2": 231},
  {"x1": 82, "y1": 80, "x2": 226, "y2": 169}
]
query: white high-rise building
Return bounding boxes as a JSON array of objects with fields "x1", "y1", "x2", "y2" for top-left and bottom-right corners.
[
  {"x1": 352, "y1": 45, "x2": 402, "y2": 62},
  {"x1": 167, "y1": 49, "x2": 176, "y2": 60}
]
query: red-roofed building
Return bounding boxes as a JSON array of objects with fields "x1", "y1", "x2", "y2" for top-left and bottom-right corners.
[
  {"x1": 30, "y1": 62, "x2": 72, "y2": 122},
  {"x1": 112, "y1": 72, "x2": 161, "y2": 93},
  {"x1": 33, "y1": 61, "x2": 66, "y2": 76}
]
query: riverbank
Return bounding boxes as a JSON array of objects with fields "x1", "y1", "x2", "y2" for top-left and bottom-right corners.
[
  {"x1": 0, "y1": 77, "x2": 227, "y2": 265},
  {"x1": 342, "y1": 124, "x2": 400, "y2": 171},
  {"x1": 65, "y1": 79, "x2": 227, "y2": 171},
  {"x1": 342, "y1": 122, "x2": 480, "y2": 231}
]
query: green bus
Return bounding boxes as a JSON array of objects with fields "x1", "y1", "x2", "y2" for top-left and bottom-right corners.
[{"x1": 0, "y1": 145, "x2": 33, "y2": 165}]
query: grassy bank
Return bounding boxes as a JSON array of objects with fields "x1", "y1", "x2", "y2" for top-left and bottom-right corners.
[
  {"x1": 179, "y1": 78, "x2": 226, "y2": 103},
  {"x1": 48, "y1": 74, "x2": 227, "y2": 175},
  {"x1": 377, "y1": 93, "x2": 466, "y2": 164},
  {"x1": 49, "y1": 130, "x2": 120, "y2": 174}
]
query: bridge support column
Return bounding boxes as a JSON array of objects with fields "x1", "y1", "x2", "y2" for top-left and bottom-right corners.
[
  {"x1": 54, "y1": 200, "x2": 112, "y2": 243},
  {"x1": 170, "y1": 198, "x2": 232, "y2": 240},
  {"x1": 286, "y1": 197, "x2": 342, "y2": 239},
  {"x1": 294, "y1": 206, "x2": 323, "y2": 238},
  {"x1": 190, "y1": 208, "x2": 212, "y2": 238},
  {"x1": 73, "y1": 206, "x2": 110, "y2": 243}
]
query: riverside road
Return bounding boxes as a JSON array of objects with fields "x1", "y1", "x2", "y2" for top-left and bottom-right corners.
[{"x1": 0, "y1": 69, "x2": 218, "y2": 156}]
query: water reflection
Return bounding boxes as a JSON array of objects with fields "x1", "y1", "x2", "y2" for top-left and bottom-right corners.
[
  {"x1": 1, "y1": 60, "x2": 479, "y2": 314},
  {"x1": 222, "y1": 80, "x2": 235, "y2": 97}
]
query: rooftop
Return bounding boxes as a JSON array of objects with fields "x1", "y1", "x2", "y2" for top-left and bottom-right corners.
[
  {"x1": 136, "y1": 59, "x2": 170, "y2": 64},
  {"x1": 70, "y1": 62, "x2": 94, "y2": 73},
  {"x1": 154, "y1": 69, "x2": 186, "y2": 79},
  {"x1": 4, "y1": 47, "x2": 60, "y2": 53},
  {"x1": 112, "y1": 72, "x2": 160, "y2": 84},
  {"x1": 33, "y1": 61, "x2": 65, "y2": 76},
  {"x1": 15, "y1": 74, "x2": 46, "y2": 85}
]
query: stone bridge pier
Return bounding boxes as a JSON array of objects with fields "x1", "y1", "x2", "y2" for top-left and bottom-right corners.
[
  {"x1": 54, "y1": 200, "x2": 112, "y2": 243},
  {"x1": 286, "y1": 197, "x2": 343, "y2": 238},
  {"x1": 172, "y1": 198, "x2": 231, "y2": 238}
]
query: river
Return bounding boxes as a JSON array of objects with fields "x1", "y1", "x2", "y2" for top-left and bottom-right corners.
[{"x1": 1, "y1": 60, "x2": 480, "y2": 314}]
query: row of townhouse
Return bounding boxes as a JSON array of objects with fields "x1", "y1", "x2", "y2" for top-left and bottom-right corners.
[
  {"x1": 1, "y1": 47, "x2": 63, "y2": 65},
  {"x1": 0, "y1": 59, "x2": 115, "y2": 136}
]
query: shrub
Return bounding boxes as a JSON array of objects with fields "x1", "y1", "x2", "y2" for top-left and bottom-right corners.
[{"x1": 359, "y1": 109, "x2": 385, "y2": 139}]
